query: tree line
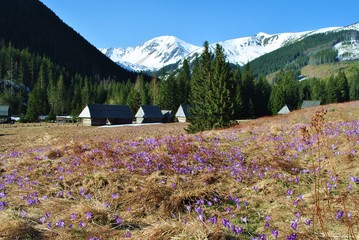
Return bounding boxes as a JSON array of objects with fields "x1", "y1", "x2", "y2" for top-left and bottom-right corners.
[{"x1": 1, "y1": 41, "x2": 359, "y2": 129}]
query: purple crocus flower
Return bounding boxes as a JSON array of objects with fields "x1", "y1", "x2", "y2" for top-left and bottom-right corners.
[
  {"x1": 71, "y1": 213, "x2": 77, "y2": 220},
  {"x1": 305, "y1": 219, "x2": 311, "y2": 225},
  {"x1": 335, "y1": 210, "x2": 344, "y2": 219},
  {"x1": 272, "y1": 229, "x2": 278, "y2": 238},
  {"x1": 79, "y1": 221, "x2": 86, "y2": 228},
  {"x1": 125, "y1": 231, "x2": 131, "y2": 238},
  {"x1": 40, "y1": 217, "x2": 46, "y2": 224},
  {"x1": 185, "y1": 205, "x2": 191, "y2": 212},
  {"x1": 209, "y1": 216, "x2": 217, "y2": 224},
  {"x1": 56, "y1": 220, "x2": 65, "y2": 228},
  {"x1": 286, "y1": 233, "x2": 297, "y2": 240},
  {"x1": 258, "y1": 234, "x2": 267, "y2": 240},
  {"x1": 0, "y1": 201, "x2": 7, "y2": 210},
  {"x1": 222, "y1": 218, "x2": 230, "y2": 228},
  {"x1": 86, "y1": 211, "x2": 92, "y2": 219},
  {"x1": 198, "y1": 214, "x2": 205, "y2": 222},
  {"x1": 114, "y1": 215, "x2": 123, "y2": 224},
  {"x1": 290, "y1": 221, "x2": 298, "y2": 230}
]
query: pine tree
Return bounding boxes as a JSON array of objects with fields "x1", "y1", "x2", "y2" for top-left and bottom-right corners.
[
  {"x1": 26, "y1": 82, "x2": 40, "y2": 122},
  {"x1": 336, "y1": 69, "x2": 349, "y2": 102},
  {"x1": 158, "y1": 71, "x2": 179, "y2": 112},
  {"x1": 349, "y1": 67, "x2": 359, "y2": 100},
  {"x1": 241, "y1": 63, "x2": 255, "y2": 118},
  {"x1": 269, "y1": 70, "x2": 299, "y2": 114},
  {"x1": 187, "y1": 42, "x2": 212, "y2": 133},
  {"x1": 253, "y1": 75, "x2": 271, "y2": 117},
  {"x1": 187, "y1": 42, "x2": 233, "y2": 133},
  {"x1": 176, "y1": 58, "x2": 191, "y2": 104},
  {"x1": 232, "y1": 67, "x2": 243, "y2": 119},
  {"x1": 207, "y1": 43, "x2": 233, "y2": 128},
  {"x1": 326, "y1": 74, "x2": 338, "y2": 103}
]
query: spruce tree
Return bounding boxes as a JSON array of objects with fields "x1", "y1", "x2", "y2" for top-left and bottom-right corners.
[
  {"x1": 336, "y1": 70, "x2": 349, "y2": 102},
  {"x1": 349, "y1": 67, "x2": 359, "y2": 100},
  {"x1": 176, "y1": 58, "x2": 191, "y2": 104},
  {"x1": 254, "y1": 75, "x2": 271, "y2": 117},
  {"x1": 187, "y1": 42, "x2": 212, "y2": 133},
  {"x1": 187, "y1": 42, "x2": 233, "y2": 133},
  {"x1": 207, "y1": 44, "x2": 233, "y2": 128}
]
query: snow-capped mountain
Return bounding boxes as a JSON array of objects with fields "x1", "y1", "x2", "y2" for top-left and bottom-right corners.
[
  {"x1": 100, "y1": 36, "x2": 200, "y2": 72},
  {"x1": 100, "y1": 23, "x2": 359, "y2": 72}
]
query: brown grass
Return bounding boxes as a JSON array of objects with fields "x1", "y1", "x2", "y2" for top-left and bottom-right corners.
[{"x1": 0, "y1": 102, "x2": 358, "y2": 239}]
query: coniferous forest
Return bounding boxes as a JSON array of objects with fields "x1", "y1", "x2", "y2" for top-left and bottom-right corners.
[
  {"x1": 1, "y1": 39, "x2": 359, "y2": 127},
  {"x1": 0, "y1": 0, "x2": 359, "y2": 129}
]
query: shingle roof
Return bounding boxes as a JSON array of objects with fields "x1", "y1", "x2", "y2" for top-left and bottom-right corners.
[
  {"x1": 0, "y1": 105, "x2": 9, "y2": 116},
  {"x1": 301, "y1": 100, "x2": 321, "y2": 109},
  {"x1": 135, "y1": 105, "x2": 163, "y2": 118},
  {"x1": 78, "y1": 104, "x2": 133, "y2": 119}
]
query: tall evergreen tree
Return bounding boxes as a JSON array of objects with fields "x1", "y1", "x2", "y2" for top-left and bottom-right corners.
[
  {"x1": 232, "y1": 67, "x2": 243, "y2": 119},
  {"x1": 207, "y1": 44, "x2": 233, "y2": 128},
  {"x1": 326, "y1": 74, "x2": 338, "y2": 103},
  {"x1": 176, "y1": 58, "x2": 191, "y2": 104},
  {"x1": 336, "y1": 69, "x2": 349, "y2": 102},
  {"x1": 241, "y1": 63, "x2": 255, "y2": 118},
  {"x1": 187, "y1": 42, "x2": 212, "y2": 133},
  {"x1": 349, "y1": 67, "x2": 359, "y2": 100},
  {"x1": 187, "y1": 42, "x2": 233, "y2": 133},
  {"x1": 253, "y1": 75, "x2": 271, "y2": 117},
  {"x1": 269, "y1": 70, "x2": 299, "y2": 114}
]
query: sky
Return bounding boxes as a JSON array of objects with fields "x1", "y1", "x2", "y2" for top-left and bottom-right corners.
[{"x1": 39, "y1": 0, "x2": 359, "y2": 48}]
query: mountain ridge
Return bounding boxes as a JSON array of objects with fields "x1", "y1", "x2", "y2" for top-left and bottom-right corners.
[{"x1": 100, "y1": 23, "x2": 359, "y2": 72}]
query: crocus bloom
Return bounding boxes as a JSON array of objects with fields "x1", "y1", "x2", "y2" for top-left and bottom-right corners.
[
  {"x1": 56, "y1": 220, "x2": 65, "y2": 228},
  {"x1": 209, "y1": 216, "x2": 217, "y2": 224},
  {"x1": 335, "y1": 210, "x2": 344, "y2": 219},
  {"x1": 86, "y1": 212, "x2": 92, "y2": 219},
  {"x1": 272, "y1": 229, "x2": 278, "y2": 238}
]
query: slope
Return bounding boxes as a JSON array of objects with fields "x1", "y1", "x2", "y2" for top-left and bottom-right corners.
[
  {"x1": 0, "y1": 0, "x2": 137, "y2": 81},
  {"x1": 248, "y1": 28, "x2": 359, "y2": 77}
]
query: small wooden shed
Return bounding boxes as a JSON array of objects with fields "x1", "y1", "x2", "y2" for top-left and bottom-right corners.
[
  {"x1": 301, "y1": 100, "x2": 321, "y2": 109},
  {"x1": 277, "y1": 104, "x2": 294, "y2": 115},
  {"x1": 78, "y1": 104, "x2": 133, "y2": 126},
  {"x1": 135, "y1": 105, "x2": 163, "y2": 124},
  {"x1": 0, "y1": 105, "x2": 10, "y2": 123},
  {"x1": 175, "y1": 104, "x2": 191, "y2": 122}
]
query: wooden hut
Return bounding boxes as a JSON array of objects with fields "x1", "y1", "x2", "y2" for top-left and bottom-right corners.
[
  {"x1": 78, "y1": 104, "x2": 133, "y2": 126},
  {"x1": 0, "y1": 105, "x2": 10, "y2": 123},
  {"x1": 135, "y1": 105, "x2": 163, "y2": 124},
  {"x1": 277, "y1": 104, "x2": 294, "y2": 115},
  {"x1": 175, "y1": 104, "x2": 191, "y2": 122},
  {"x1": 301, "y1": 100, "x2": 321, "y2": 109}
]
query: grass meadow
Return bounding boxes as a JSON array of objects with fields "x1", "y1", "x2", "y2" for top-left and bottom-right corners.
[{"x1": 0, "y1": 101, "x2": 358, "y2": 239}]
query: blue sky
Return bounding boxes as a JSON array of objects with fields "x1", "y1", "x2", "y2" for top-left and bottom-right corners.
[{"x1": 39, "y1": 0, "x2": 359, "y2": 48}]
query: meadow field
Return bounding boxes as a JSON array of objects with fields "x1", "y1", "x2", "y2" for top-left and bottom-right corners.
[{"x1": 0, "y1": 102, "x2": 358, "y2": 239}]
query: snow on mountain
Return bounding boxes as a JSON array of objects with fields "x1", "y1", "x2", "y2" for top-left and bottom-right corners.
[
  {"x1": 100, "y1": 36, "x2": 200, "y2": 72},
  {"x1": 100, "y1": 23, "x2": 359, "y2": 72}
]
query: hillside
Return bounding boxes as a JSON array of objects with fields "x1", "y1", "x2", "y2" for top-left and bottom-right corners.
[
  {"x1": 0, "y1": 0, "x2": 137, "y2": 81},
  {"x1": 0, "y1": 101, "x2": 358, "y2": 239},
  {"x1": 248, "y1": 29, "x2": 359, "y2": 77}
]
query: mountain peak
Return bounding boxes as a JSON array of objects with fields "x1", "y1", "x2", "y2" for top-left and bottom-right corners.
[{"x1": 100, "y1": 23, "x2": 359, "y2": 72}]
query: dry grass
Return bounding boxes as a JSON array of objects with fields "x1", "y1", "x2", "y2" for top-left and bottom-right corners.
[{"x1": 0, "y1": 102, "x2": 358, "y2": 239}]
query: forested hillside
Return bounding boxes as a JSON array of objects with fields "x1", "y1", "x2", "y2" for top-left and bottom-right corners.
[
  {"x1": 0, "y1": 0, "x2": 136, "y2": 80},
  {"x1": 249, "y1": 30, "x2": 359, "y2": 77},
  {"x1": 0, "y1": 0, "x2": 146, "y2": 118}
]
